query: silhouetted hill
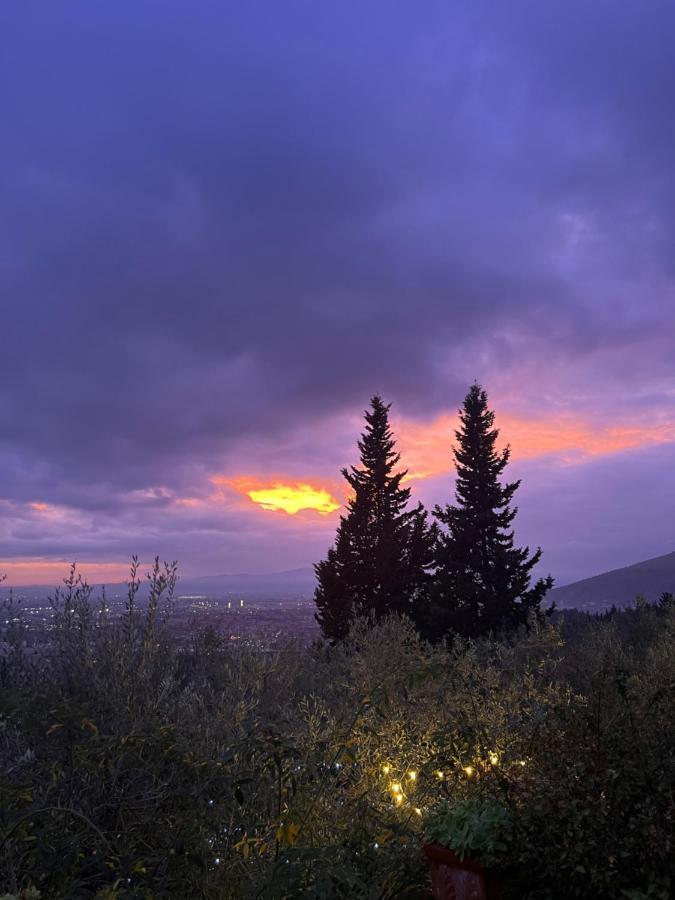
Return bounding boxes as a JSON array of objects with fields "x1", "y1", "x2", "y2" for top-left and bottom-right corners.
[{"x1": 550, "y1": 551, "x2": 675, "y2": 611}]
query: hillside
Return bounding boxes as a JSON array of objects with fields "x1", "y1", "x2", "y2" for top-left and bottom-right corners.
[{"x1": 550, "y1": 550, "x2": 675, "y2": 611}]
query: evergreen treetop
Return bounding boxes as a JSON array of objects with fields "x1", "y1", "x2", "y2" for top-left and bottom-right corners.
[
  {"x1": 314, "y1": 395, "x2": 435, "y2": 642},
  {"x1": 425, "y1": 382, "x2": 553, "y2": 639}
]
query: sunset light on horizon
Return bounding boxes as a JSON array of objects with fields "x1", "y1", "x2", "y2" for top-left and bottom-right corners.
[
  {"x1": 0, "y1": 559, "x2": 134, "y2": 588},
  {"x1": 5, "y1": 402, "x2": 674, "y2": 586}
]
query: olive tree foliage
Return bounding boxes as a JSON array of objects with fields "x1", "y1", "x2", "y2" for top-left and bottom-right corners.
[{"x1": 0, "y1": 562, "x2": 672, "y2": 899}]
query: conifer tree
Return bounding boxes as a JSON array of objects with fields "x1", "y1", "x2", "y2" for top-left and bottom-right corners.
[
  {"x1": 424, "y1": 383, "x2": 553, "y2": 640},
  {"x1": 314, "y1": 396, "x2": 435, "y2": 642}
]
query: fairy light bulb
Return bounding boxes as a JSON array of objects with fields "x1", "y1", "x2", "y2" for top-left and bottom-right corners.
[
  {"x1": 435, "y1": 770, "x2": 444, "y2": 780},
  {"x1": 463, "y1": 765, "x2": 474, "y2": 777},
  {"x1": 407, "y1": 770, "x2": 417, "y2": 782},
  {"x1": 382, "y1": 764, "x2": 391, "y2": 775},
  {"x1": 390, "y1": 782, "x2": 402, "y2": 794},
  {"x1": 489, "y1": 751, "x2": 499, "y2": 766}
]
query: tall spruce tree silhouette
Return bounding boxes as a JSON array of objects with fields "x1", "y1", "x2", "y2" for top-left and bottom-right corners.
[
  {"x1": 424, "y1": 383, "x2": 553, "y2": 640},
  {"x1": 314, "y1": 395, "x2": 434, "y2": 642}
]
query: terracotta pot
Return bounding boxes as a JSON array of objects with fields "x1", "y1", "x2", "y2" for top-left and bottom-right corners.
[{"x1": 423, "y1": 844, "x2": 504, "y2": 900}]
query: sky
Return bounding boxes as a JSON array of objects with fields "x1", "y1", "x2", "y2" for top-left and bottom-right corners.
[{"x1": 1, "y1": 1, "x2": 675, "y2": 588}]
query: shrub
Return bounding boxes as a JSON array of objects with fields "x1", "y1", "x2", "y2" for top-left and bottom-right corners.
[
  {"x1": 423, "y1": 796, "x2": 513, "y2": 868},
  {"x1": 0, "y1": 565, "x2": 672, "y2": 898}
]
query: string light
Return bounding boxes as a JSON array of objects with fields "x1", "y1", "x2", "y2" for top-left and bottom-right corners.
[
  {"x1": 395, "y1": 794, "x2": 404, "y2": 806},
  {"x1": 435, "y1": 770, "x2": 444, "y2": 780},
  {"x1": 414, "y1": 807, "x2": 422, "y2": 816},
  {"x1": 390, "y1": 782, "x2": 402, "y2": 794},
  {"x1": 517, "y1": 760, "x2": 527, "y2": 767},
  {"x1": 463, "y1": 765, "x2": 474, "y2": 777},
  {"x1": 407, "y1": 770, "x2": 417, "y2": 781},
  {"x1": 382, "y1": 764, "x2": 391, "y2": 775},
  {"x1": 488, "y1": 751, "x2": 499, "y2": 766}
]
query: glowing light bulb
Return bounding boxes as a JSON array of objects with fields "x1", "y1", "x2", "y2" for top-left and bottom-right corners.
[
  {"x1": 518, "y1": 760, "x2": 527, "y2": 767},
  {"x1": 414, "y1": 807, "x2": 422, "y2": 816},
  {"x1": 382, "y1": 764, "x2": 391, "y2": 775},
  {"x1": 395, "y1": 794, "x2": 404, "y2": 806},
  {"x1": 489, "y1": 752, "x2": 499, "y2": 766},
  {"x1": 463, "y1": 765, "x2": 474, "y2": 777},
  {"x1": 390, "y1": 782, "x2": 402, "y2": 794},
  {"x1": 435, "y1": 770, "x2": 444, "y2": 780},
  {"x1": 407, "y1": 770, "x2": 417, "y2": 781}
]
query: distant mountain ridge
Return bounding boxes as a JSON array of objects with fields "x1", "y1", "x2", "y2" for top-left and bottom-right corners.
[
  {"x1": 5, "y1": 554, "x2": 674, "y2": 610},
  {"x1": 184, "y1": 554, "x2": 675, "y2": 607},
  {"x1": 550, "y1": 550, "x2": 675, "y2": 611}
]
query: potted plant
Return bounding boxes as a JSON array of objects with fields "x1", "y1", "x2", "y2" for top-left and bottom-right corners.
[{"x1": 422, "y1": 796, "x2": 512, "y2": 900}]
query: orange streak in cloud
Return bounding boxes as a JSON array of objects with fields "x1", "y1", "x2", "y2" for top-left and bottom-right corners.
[
  {"x1": 395, "y1": 413, "x2": 675, "y2": 482},
  {"x1": 220, "y1": 477, "x2": 341, "y2": 515},
  {"x1": 0, "y1": 560, "x2": 133, "y2": 588}
]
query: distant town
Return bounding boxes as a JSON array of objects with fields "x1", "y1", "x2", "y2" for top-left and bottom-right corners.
[{"x1": 2, "y1": 585, "x2": 319, "y2": 650}]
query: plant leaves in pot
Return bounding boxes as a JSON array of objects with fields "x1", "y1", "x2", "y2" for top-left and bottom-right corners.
[{"x1": 422, "y1": 796, "x2": 513, "y2": 900}]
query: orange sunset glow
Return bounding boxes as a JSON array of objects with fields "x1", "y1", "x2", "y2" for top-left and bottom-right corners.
[
  {"x1": 0, "y1": 560, "x2": 133, "y2": 587},
  {"x1": 6, "y1": 408, "x2": 669, "y2": 585},
  {"x1": 210, "y1": 411, "x2": 675, "y2": 521},
  {"x1": 223, "y1": 478, "x2": 342, "y2": 515},
  {"x1": 395, "y1": 412, "x2": 675, "y2": 482}
]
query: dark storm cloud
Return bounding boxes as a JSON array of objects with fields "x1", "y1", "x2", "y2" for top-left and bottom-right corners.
[{"x1": 1, "y1": 2, "x2": 674, "y2": 578}]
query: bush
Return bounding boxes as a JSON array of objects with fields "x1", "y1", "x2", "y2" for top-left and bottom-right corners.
[
  {"x1": 423, "y1": 796, "x2": 513, "y2": 868},
  {"x1": 0, "y1": 566, "x2": 672, "y2": 898}
]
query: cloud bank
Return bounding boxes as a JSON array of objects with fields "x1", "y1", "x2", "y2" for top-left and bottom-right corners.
[{"x1": 1, "y1": 2, "x2": 674, "y2": 584}]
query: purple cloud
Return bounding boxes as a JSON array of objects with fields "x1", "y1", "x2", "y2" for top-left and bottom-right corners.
[{"x1": 1, "y1": 2, "x2": 674, "y2": 584}]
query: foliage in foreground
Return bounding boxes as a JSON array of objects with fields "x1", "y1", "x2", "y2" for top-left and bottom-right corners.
[
  {"x1": 422, "y1": 796, "x2": 513, "y2": 869},
  {"x1": 0, "y1": 568, "x2": 673, "y2": 899}
]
